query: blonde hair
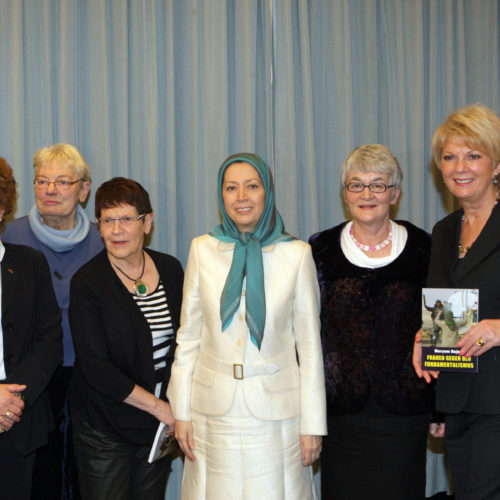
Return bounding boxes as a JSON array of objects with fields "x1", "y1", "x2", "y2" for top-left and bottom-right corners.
[
  {"x1": 341, "y1": 144, "x2": 403, "y2": 189},
  {"x1": 33, "y1": 143, "x2": 91, "y2": 181},
  {"x1": 431, "y1": 104, "x2": 500, "y2": 166}
]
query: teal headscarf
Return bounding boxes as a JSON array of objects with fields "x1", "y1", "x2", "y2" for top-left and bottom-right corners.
[{"x1": 210, "y1": 153, "x2": 294, "y2": 349}]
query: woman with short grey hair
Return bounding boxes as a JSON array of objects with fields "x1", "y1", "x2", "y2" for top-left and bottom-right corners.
[{"x1": 310, "y1": 144, "x2": 433, "y2": 499}]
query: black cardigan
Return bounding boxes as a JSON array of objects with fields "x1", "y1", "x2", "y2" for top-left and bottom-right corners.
[
  {"x1": 69, "y1": 248, "x2": 183, "y2": 444},
  {"x1": 429, "y1": 203, "x2": 500, "y2": 414},
  {"x1": 309, "y1": 221, "x2": 434, "y2": 416}
]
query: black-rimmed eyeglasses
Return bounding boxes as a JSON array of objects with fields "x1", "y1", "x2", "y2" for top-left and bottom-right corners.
[{"x1": 345, "y1": 182, "x2": 395, "y2": 193}]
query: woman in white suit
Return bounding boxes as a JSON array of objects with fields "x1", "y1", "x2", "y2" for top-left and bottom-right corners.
[{"x1": 167, "y1": 153, "x2": 327, "y2": 499}]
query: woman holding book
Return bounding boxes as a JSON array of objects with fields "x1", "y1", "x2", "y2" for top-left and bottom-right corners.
[
  {"x1": 69, "y1": 178, "x2": 183, "y2": 500},
  {"x1": 413, "y1": 104, "x2": 500, "y2": 500},
  {"x1": 310, "y1": 144, "x2": 433, "y2": 500}
]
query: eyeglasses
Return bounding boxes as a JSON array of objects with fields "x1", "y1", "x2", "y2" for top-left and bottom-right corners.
[
  {"x1": 34, "y1": 178, "x2": 83, "y2": 190},
  {"x1": 97, "y1": 214, "x2": 147, "y2": 227},
  {"x1": 345, "y1": 182, "x2": 395, "y2": 193}
]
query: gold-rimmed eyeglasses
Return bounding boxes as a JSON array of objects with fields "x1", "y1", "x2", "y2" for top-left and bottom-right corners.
[{"x1": 34, "y1": 178, "x2": 83, "y2": 190}]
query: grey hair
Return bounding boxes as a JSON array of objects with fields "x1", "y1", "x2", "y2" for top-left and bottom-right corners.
[{"x1": 341, "y1": 144, "x2": 403, "y2": 190}]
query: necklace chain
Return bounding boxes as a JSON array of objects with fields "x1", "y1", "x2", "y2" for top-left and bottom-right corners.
[
  {"x1": 458, "y1": 193, "x2": 499, "y2": 256},
  {"x1": 112, "y1": 251, "x2": 148, "y2": 296}
]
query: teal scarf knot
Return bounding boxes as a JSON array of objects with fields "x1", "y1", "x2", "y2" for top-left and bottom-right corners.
[{"x1": 210, "y1": 153, "x2": 294, "y2": 349}]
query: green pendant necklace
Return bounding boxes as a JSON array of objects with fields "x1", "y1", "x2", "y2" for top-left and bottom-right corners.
[{"x1": 113, "y1": 251, "x2": 148, "y2": 297}]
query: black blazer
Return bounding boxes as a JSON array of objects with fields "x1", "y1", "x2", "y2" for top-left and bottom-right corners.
[
  {"x1": 69, "y1": 248, "x2": 183, "y2": 444},
  {"x1": 429, "y1": 203, "x2": 500, "y2": 414},
  {"x1": 1, "y1": 243, "x2": 63, "y2": 455}
]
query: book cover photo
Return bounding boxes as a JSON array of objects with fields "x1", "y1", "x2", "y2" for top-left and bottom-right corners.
[
  {"x1": 421, "y1": 288, "x2": 479, "y2": 373},
  {"x1": 148, "y1": 423, "x2": 179, "y2": 464}
]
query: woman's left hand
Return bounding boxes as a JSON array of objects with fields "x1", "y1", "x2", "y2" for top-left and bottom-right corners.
[
  {"x1": 457, "y1": 319, "x2": 500, "y2": 357},
  {"x1": 300, "y1": 435, "x2": 322, "y2": 466}
]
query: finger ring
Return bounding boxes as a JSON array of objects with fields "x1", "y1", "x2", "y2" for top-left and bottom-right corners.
[
  {"x1": 0, "y1": 428, "x2": 4, "y2": 434},
  {"x1": 5, "y1": 410, "x2": 12, "y2": 420},
  {"x1": 477, "y1": 338, "x2": 485, "y2": 347}
]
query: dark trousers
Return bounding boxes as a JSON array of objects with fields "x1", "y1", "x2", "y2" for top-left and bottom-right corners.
[
  {"x1": 0, "y1": 430, "x2": 36, "y2": 500},
  {"x1": 446, "y1": 412, "x2": 500, "y2": 500},
  {"x1": 72, "y1": 412, "x2": 172, "y2": 500},
  {"x1": 322, "y1": 405, "x2": 428, "y2": 500},
  {"x1": 32, "y1": 366, "x2": 80, "y2": 500}
]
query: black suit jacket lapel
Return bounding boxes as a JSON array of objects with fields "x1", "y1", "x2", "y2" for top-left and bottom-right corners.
[
  {"x1": 437, "y1": 212, "x2": 462, "y2": 287},
  {"x1": 455, "y1": 203, "x2": 500, "y2": 281},
  {"x1": 1, "y1": 248, "x2": 19, "y2": 316}
]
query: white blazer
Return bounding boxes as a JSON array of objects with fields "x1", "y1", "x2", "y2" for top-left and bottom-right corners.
[{"x1": 167, "y1": 234, "x2": 327, "y2": 436}]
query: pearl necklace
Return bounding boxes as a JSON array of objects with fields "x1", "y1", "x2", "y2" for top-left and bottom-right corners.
[{"x1": 349, "y1": 225, "x2": 392, "y2": 252}]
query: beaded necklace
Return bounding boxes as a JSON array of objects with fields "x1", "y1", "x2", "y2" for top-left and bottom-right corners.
[{"x1": 349, "y1": 225, "x2": 392, "y2": 252}]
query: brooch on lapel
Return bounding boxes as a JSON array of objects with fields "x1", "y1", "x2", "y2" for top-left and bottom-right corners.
[{"x1": 8, "y1": 268, "x2": 13, "y2": 274}]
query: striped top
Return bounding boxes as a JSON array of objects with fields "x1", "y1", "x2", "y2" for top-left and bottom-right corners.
[{"x1": 132, "y1": 281, "x2": 174, "y2": 398}]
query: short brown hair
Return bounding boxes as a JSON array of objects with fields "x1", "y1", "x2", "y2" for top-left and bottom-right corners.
[
  {"x1": 431, "y1": 104, "x2": 500, "y2": 166},
  {"x1": 95, "y1": 177, "x2": 152, "y2": 219},
  {"x1": 0, "y1": 157, "x2": 18, "y2": 234}
]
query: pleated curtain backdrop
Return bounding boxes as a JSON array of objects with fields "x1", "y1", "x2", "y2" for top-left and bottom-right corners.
[
  {"x1": 1, "y1": 1, "x2": 500, "y2": 497},
  {"x1": 1, "y1": 0, "x2": 499, "y2": 263}
]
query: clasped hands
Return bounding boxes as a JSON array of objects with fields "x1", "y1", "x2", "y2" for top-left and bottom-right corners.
[{"x1": 0, "y1": 384, "x2": 26, "y2": 433}]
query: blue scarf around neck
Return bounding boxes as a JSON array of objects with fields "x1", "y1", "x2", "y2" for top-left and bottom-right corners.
[{"x1": 28, "y1": 204, "x2": 91, "y2": 252}]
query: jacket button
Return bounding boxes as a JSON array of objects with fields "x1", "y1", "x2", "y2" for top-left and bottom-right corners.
[
  {"x1": 5, "y1": 354, "x2": 14, "y2": 363},
  {"x1": 4, "y1": 323, "x2": 13, "y2": 333}
]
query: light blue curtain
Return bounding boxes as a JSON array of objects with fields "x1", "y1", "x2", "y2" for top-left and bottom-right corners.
[
  {"x1": 1, "y1": 0, "x2": 500, "y2": 261},
  {"x1": 273, "y1": 0, "x2": 500, "y2": 239},
  {"x1": 1, "y1": 1, "x2": 500, "y2": 498},
  {"x1": 0, "y1": 0, "x2": 273, "y2": 263}
]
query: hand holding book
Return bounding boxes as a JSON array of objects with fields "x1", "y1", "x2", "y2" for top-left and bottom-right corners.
[
  {"x1": 148, "y1": 422, "x2": 178, "y2": 463},
  {"x1": 457, "y1": 318, "x2": 500, "y2": 357}
]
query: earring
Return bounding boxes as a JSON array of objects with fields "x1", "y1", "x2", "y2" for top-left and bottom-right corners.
[{"x1": 493, "y1": 174, "x2": 499, "y2": 185}]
